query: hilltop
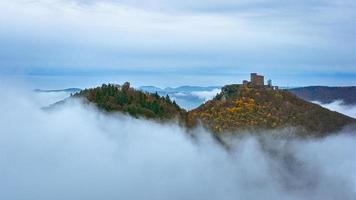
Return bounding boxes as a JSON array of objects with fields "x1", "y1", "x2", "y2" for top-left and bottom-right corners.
[
  {"x1": 289, "y1": 86, "x2": 356, "y2": 105},
  {"x1": 73, "y1": 83, "x2": 185, "y2": 121},
  {"x1": 187, "y1": 84, "x2": 355, "y2": 136}
]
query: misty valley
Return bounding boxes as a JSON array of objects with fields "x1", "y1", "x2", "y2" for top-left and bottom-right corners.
[{"x1": 1, "y1": 80, "x2": 356, "y2": 200}]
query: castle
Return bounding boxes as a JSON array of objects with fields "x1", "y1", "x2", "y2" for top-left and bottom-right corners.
[{"x1": 243, "y1": 73, "x2": 277, "y2": 89}]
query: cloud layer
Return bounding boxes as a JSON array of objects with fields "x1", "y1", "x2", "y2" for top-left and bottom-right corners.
[
  {"x1": 190, "y1": 88, "x2": 221, "y2": 102},
  {"x1": 1, "y1": 0, "x2": 356, "y2": 87},
  {"x1": 1, "y1": 83, "x2": 356, "y2": 199},
  {"x1": 315, "y1": 100, "x2": 356, "y2": 118}
]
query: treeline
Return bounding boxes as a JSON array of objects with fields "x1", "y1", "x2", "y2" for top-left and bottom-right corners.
[{"x1": 74, "y1": 82, "x2": 184, "y2": 120}]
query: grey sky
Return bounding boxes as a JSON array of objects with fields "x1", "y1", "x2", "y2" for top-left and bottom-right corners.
[{"x1": 1, "y1": 0, "x2": 356, "y2": 87}]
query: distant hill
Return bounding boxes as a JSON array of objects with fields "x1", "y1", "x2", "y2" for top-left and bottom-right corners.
[
  {"x1": 139, "y1": 85, "x2": 220, "y2": 93},
  {"x1": 167, "y1": 86, "x2": 220, "y2": 92},
  {"x1": 187, "y1": 84, "x2": 355, "y2": 136},
  {"x1": 139, "y1": 85, "x2": 221, "y2": 110},
  {"x1": 138, "y1": 86, "x2": 164, "y2": 93},
  {"x1": 289, "y1": 86, "x2": 356, "y2": 105},
  {"x1": 73, "y1": 83, "x2": 185, "y2": 121},
  {"x1": 35, "y1": 88, "x2": 81, "y2": 93}
]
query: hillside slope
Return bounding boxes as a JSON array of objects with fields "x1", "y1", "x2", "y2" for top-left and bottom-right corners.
[
  {"x1": 187, "y1": 85, "x2": 355, "y2": 136},
  {"x1": 289, "y1": 86, "x2": 356, "y2": 105}
]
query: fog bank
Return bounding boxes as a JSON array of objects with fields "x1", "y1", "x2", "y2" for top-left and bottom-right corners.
[
  {"x1": 1, "y1": 85, "x2": 356, "y2": 200},
  {"x1": 315, "y1": 100, "x2": 356, "y2": 118}
]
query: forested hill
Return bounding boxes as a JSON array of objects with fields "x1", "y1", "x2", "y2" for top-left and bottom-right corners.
[
  {"x1": 187, "y1": 84, "x2": 356, "y2": 136},
  {"x1": 289, "y1": 86, "x2": 356, "y2": 105},
  {"x1": 69, "y1": 82, "x2": 356, "y2": 136},
  {"x1": 73, "y1": 83, "x2": 185, "y2": 120}
]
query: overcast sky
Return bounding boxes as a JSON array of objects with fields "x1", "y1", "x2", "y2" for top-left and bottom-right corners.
[{"x1": 1, "y1": 0, "x2": 356, "y2": 88}]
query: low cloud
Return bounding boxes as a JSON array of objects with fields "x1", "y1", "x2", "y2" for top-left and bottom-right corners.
[
  {"x1": 32, "y1": 91, "x2": 74, "y2": 108},
  {"x1": 190, "y1": 88, "x2": 221, "y2": 102},
  {"x1": 1, "y1": 84, "x2": 356, "y2": 200},
  {"x1": 314, "y1": 100, "x2": 356, "y2": 118}
]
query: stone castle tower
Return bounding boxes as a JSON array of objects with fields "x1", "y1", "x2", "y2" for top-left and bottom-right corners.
[{"x1": 250, "y1": 73, "x2": 264, "y2": 86}]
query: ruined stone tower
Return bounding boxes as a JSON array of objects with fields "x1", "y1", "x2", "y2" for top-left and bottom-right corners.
[{"x1": 250, "y1": 73, "x2": 264, "y2": 86}]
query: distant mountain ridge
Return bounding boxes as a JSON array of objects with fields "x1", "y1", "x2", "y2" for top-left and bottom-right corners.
[
  {"x1": 35, "y1": 88, "x2": 81, "y2": 93},
  {"x1": 289, "y1": 86, "x2": 356, "y2": 105},
  {"x1": 139, "y1": 85, "x2": 221, "y2": 110},
  {"x1": 139, "y1": 85, "x2": 220, "y2": 93}
]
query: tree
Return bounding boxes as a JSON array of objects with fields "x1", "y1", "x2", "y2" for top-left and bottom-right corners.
[
  {"x1": 122, "y1": 82, "x2": 130, "y2": 92},
  {"x1": 165, "y1": 94, "x2": 172, "y2": 104}
]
